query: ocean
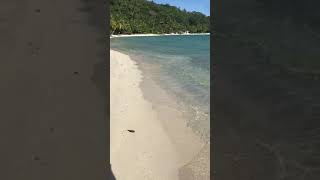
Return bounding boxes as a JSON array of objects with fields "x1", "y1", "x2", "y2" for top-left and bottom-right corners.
[{"x1": 111, "y1": 35, "x2": 210, "y2": 142}]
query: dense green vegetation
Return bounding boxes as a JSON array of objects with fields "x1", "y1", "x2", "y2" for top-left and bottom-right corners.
[{"x1": 110, "y1": 0, "x2": 210, "y2": 34}]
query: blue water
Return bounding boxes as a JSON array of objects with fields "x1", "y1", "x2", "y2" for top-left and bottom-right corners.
[{"x1": 111, "y1": 35, "x2": 210, "y2": 141}]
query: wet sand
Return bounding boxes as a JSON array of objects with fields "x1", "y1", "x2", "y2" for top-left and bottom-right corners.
[{"x1": 110, "y1": 49, "x2": 205, "y2": 179}]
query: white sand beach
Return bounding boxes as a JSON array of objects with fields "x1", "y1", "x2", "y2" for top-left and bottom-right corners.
[
  {"x1": 110, "y1": 50, "x2": 204, "y2": 180},
  {"x1": 110, "y1": 33, "x2": 210, "y2": 38}
]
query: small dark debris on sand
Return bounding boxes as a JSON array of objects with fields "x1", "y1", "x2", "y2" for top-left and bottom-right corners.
[
  {"x1": 49, "y1": 127, "x2": 55, "y2": 133},
  {"x1": 127, "y1": 130, "x2": 135, "y2": 133},
  {"x1": 33, "y1": 156, "x2": 40, "y2": 161},
  {"x1": 73, "y1": 71, "x2": 79, "y2": 75},
  {"x1": 35, "y1": 9, "x2": 40, "y2": 13}
]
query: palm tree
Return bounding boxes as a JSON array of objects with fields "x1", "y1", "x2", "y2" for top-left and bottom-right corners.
[{"x1": 110, "y1": 15, "x2": 117, "y2": 34}]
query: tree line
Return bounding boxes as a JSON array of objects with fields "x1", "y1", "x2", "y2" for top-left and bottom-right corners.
[{"x1": 110, "y1": 0, "x2": 210, "y2": 34}]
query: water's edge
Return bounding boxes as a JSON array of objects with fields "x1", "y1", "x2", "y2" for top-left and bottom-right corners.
[{"x1": 111, "y1": 48, "x2": 210, "y2": 179}]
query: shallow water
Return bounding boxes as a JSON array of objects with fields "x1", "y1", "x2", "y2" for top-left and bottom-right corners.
[{"x1": 111, "y1": 35, "x2": 210, "y2": 142}]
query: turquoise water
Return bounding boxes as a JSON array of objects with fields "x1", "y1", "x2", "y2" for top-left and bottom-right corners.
[{"x1": 111, "y1": 35, "x2": 210, "y2": 141}]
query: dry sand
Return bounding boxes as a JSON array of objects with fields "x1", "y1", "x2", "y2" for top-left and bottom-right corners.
[{"x1": 110, "y1": 50, "x2": 204, "y2": 180}]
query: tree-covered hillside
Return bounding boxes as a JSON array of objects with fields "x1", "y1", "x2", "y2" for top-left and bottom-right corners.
[{"x1": 110, "y1": 0, "x2": 210, "y2": 34}]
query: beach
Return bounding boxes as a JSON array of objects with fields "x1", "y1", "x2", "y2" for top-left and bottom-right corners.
[
  {"x1": 110, "y1": 49, "x2": 207, "y2": 179},
  {"x1": 110, "y1": 33, "x2": 210, "y2": 38}
]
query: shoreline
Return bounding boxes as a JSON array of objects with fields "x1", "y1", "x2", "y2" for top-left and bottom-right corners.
[
  {"x1": 110, "y1": 33, "x2": 210, "y2": 38},
  {"x1": 110, "y1": 49, "x2": 205, "y2": 179},
  {"x1": 133, "y1": 52, "x2": 211, "y2": 180}
]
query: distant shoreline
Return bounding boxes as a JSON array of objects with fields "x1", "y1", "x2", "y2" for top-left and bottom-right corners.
[{"x1": 110, "y1": 33, "x2": 210, "y2": 38}]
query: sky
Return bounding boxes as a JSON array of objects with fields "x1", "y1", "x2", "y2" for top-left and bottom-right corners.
[{"x1": 152, "y1": 0, "x2": 210, "y2": 16}]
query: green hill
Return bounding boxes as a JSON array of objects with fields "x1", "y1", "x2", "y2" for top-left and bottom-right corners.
[{"x1": 110, "y1": 0, "x2": 210, "y2": 34}]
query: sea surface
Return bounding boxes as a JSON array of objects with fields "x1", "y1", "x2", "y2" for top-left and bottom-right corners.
[{"x1": 111, "y1": 35, "x2": 210, "y2": 142}]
